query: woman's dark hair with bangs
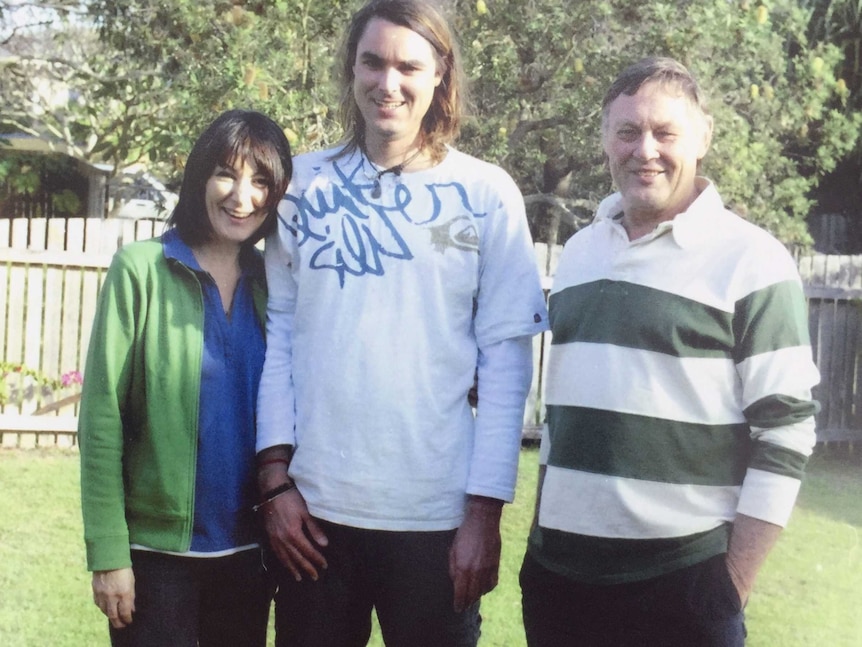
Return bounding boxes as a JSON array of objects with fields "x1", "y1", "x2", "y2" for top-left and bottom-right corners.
[
  {"x1": 168, "y1": 109, "x2": 292, "y2": 247},
  {"x1": 335, "y1": 0, "x2": 467, "y2": 163}
]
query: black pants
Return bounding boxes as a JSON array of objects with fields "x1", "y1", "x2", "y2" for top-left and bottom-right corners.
[
  {"x1": 270, "y1": 521, "x2": 481, "y2": 647},
  {"x1": 109, "y1": 549, "x2": 271, "y2": 647},
  {"x1": 520, "y1": 552, "x2": 746, "y2": 647}
]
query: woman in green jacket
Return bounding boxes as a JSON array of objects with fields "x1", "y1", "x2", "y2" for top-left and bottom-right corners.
[{"x1": 79, "y1": 109, "x2": 292, "y2": 647}]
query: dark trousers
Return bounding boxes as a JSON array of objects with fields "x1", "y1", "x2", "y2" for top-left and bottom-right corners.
[
  {"x1": 109, "y1": 548, "x2": 272, "y2": 647},
  {"x1": 271, "y1": 521, "x2": 481, "y2": 647},
  {"x1": 520, "y1": 552, "x2": 746, "y2": 647}
]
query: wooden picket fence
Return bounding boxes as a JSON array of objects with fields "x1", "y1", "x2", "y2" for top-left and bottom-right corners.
[
  {"x1": 0, "y1": 217, "x2": 166, "y2": 447},
  {"x1": 0, "y1": 217, "x2": 553, "y2": 447},
  {"x1": 1, "y1": 217, "x2": 861, "y2": 448},
  {"x1": 798, "y1": 254, "x2": 862, "y2": 443}
]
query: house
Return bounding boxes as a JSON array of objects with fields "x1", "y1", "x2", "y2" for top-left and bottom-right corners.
[{"x1": 0, "y1": 133, "x2": 111, "y2": 219}]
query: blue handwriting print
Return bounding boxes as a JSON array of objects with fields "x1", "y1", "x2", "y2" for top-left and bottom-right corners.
[{"x1": 279, "y1": 157, "x2": 486, "y2": 287}]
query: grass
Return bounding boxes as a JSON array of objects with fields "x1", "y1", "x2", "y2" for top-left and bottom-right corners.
[
  {"x1": 0, "y1": 446, "x2": 859, "y2": 646},
  {"x1": 743, "y1": 446, "x2": 862, "y2": 647}
]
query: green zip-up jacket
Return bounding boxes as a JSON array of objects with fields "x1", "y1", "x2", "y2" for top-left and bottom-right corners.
[{"x1": 78, "y1": 232, "x2": 266, "y2": 572}]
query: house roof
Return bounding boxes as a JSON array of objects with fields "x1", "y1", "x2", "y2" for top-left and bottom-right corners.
[{"x1": 1, "y1": 133, "x2": 112, "y2": 174}]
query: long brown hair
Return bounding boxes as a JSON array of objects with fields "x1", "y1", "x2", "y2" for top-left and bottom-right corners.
[{"x1": 334, "y1": 0, "x2": 466, "y2": 163}]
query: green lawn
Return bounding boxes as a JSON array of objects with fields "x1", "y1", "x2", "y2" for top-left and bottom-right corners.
[{"x1": 0, "y1": 446, "x2": 859, "y2": 646}]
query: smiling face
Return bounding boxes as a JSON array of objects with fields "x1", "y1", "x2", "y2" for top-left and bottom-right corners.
[
  {"x1": 352, "y1": 17, "x2": 442, "y2": 154},
  {"x1": 602, "y1": 80, "x2": 713, "y2": 231},
  {"x1": 204, "y1": 157, "x2": 269, "y2": 248}
]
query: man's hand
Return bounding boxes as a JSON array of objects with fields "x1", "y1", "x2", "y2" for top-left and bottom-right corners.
[
  {"x1": 92, "y1": 567, "x2": 135, "y2": 629},
  {"x1": 261, "y1": 487, "x2": 329, "y2": 582},
  {"x1": 257, "y1": 445, "x2": 330, "y2": 581},
  {"x1": 448, "y1": 495, "x2": 503, "y2": 613},
  {"x1": 725, "y1": 512, "x2": 783, "y2": 607}
]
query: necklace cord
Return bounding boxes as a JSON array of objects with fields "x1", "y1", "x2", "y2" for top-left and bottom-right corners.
[
  {"x1": 363, "y1": 148, "x2": 424, "y2": 181},
  {"x1": 361, "y1": 148, "x2": 423, "y2": 199}
]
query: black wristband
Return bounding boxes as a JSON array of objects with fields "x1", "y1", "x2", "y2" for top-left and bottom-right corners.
[{"x1": 252, "y1": 480, "x2": 296, "y2": 513}]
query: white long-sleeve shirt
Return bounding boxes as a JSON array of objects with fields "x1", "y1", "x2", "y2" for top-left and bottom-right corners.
[{"x1": 257, "y1": 146, "x2": 548, "y2": 531}]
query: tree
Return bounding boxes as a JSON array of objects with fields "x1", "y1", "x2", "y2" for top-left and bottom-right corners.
[
  {"x1": 1, "y1": 21, "x2": 107, "y2": 157},
  {"x1": 84, "y1": 0, "x2": 355, "y2": 172},
  {"x1": 452, "y1": 0, "x2": 609, "y2": 247},
  {"x1": 806, "y1": 0, "x2": 862, "y2": 96},
  {"x1": 452, "y1": 0, "x2": 861, "y2": 247},
  {"x1": 1, "y1": 1, "x2": 353, "y2": 177},
  {"x1": 804, "y1": 0, "x2": 862, "y2": 247},
  {"x1": 2, "y1": 0, "x2": 859, "y2": 248},
  {"x1": 0, "y1": 2, "x2": 102, "y2": 213}
]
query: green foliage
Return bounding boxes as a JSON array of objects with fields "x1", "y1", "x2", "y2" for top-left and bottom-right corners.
[
  {"x1": 0, "y1": 362, "x2": 82, "y2": 407},
  {"x1": 0, "y1": 151, "x2": 89, "y2": 217},
  {"x1": 0, "y1": 152, "x2": 73, "y2": 195},
  {"x1": 50, "y1": 188, "x2": 81, "y2": 215},
  {"x1": 455, "y1": 0, "x2": 615, "y2": 241},
  {"x1": 688, "y1": 1, "x2": 862, "y2": 245},
  {"x1": 0, "y1": 156, "x2": 41, "y2": 195},
  {"x1": 83, "y1": 0, "x2": 354, "y2": 173},
  {"x1": 0, "y1": 365, "x2": 52, "y2": 406},
  {"x1": 806, "y1": 0, "x2": 862, "y2": 100},
  {"x1": 2, "y1": 0, "x2": 860, "y2": 245},
  {"x1": 453, "y1": 0, "x2": 862, "y2": 246}
]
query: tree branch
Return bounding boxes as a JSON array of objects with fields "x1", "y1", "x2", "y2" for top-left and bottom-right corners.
[
  {"x1": 523, "y1": 194, "x2": 596, "y2": 229},
  {"x1": 509, "y1": 116, "x2": 571, "y2": 148}
]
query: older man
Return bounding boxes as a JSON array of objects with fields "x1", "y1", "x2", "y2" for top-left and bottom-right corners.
[{"x1": 520, "y1": 57, "x2": 820, "y2": 646}]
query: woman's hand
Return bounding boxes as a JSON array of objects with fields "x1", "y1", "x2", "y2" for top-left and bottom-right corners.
[{"x1": 92, "y1": 567, "x2": 135, "y2": 629}]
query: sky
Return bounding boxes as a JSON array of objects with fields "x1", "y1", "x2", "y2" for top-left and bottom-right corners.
[{"x1": 1, "y1": 1, "x2": 87, "y2": 42}]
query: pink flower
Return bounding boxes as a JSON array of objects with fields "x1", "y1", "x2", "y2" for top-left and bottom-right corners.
[{"x1": 61, "y1": 370, "x2": 83, "y2": 387}]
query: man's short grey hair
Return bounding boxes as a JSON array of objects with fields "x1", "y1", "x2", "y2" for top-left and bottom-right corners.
[{"x1": 601, "y1": 57, "x2": 710, "y2": 129}]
